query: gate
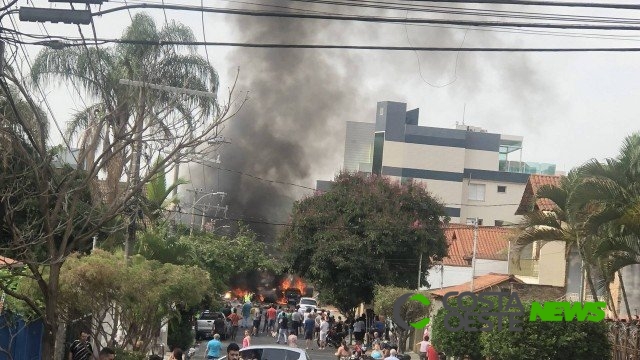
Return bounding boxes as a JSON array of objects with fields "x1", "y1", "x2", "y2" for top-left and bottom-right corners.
[
  {"x1": 0, "y1": 313, "x2": 43, "y2": 360},
  {"x1": 609, "y1": 321, "x2": 640, "y2": 360}
]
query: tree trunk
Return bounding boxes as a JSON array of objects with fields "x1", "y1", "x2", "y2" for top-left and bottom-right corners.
[
  {"x1": 42, "y1": 263, "x2": 62, "y2": 360},
  {"x1": 125, "y1": 88, "x2": 146, "y2": 260},
  {"x1": 397, "y1": 329, "x2": 408, "y2": 353},
  {"x1": 584, "y1": 265, "x2": 599, "y2": 300},
  {"x1": 618, "y1": 271, "x2": 632, "y2": 319}
]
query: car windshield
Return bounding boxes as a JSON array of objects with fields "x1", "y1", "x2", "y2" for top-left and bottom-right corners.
[
  {"x1": 300, "y1": 299, "x2": 316, "y2": 306},
  {"x1": 200, "y1": 312, "x2": 218, "y2": 320}
]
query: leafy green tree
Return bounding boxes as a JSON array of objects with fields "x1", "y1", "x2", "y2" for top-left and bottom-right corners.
[
  {"x1": 57, "y1": 250, "x2": 210, "y2": 353},
  {"x1": 373, "y1": 285, "x2": 431, "y2": 353},
  {"x1": 481, "y1": 303, "x2": 611, "y2": 360},
  {"x1": 279, "y1": 172, "x2": 449, "y2": 314},
  {"x1": 137, "y1": 223, "x2": 279, "y2": 295}
]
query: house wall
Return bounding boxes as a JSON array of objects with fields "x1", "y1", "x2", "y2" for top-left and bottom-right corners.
[
  {"x1": 566, "y1": 247, "x2": 582, "y2": 296},
  {"x1": 459, "y1": 179, "x2": 526, "y2": 226},
  {"x1": 424, "y1": 260, "x2": 508, "y2": 290},
  {"x1": 620, "y1": 264, "x2": 640, "y2": 316},
  {"x1": 538, "y1": 241, "x2": 566, "y2": 287}
]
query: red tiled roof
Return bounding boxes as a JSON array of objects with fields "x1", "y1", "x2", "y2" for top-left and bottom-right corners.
[
  {"x1": 442, "y1": 225, "x2": 511, "y2": 267},
  {"x1": 0, "y1": 255, "x2": 22, "y2": 268},
  {"x1": 515, "y1": 174, "x2": 562, "y2": 215},
  {"x1": 430, "y1": 273, "x2": 523, "y2": 297}
]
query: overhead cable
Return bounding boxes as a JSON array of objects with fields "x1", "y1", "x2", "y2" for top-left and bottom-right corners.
[{"x1": 90, "y1": 4, "x2": 640, "y2": 30}]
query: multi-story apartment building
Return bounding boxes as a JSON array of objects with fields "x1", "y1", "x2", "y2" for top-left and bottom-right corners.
[{"x1": 338, "y1": 101, "x2": 556, "y2": 225}]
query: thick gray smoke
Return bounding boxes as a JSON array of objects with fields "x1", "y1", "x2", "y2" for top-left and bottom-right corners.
[
  {"x1": 193, "y1": 9, "x2": 374, "y2": 243},
  {"x1": 188, "y1": 3, "x2": 554, "y2": 243}
]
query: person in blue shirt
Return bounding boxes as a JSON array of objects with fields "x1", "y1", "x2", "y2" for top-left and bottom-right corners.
[
  {"x1": 303, "y1": 313, "x2": 316, "y2": 350},
  {"x1": 207, "y1": 334, "x2": 223, "y2": 360},
  {"x1": 242, "y1": 301, "x2": 253, "y2": 328}
]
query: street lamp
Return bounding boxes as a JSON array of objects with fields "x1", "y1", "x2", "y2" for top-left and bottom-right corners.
[{"x1": 189, "y1": 190, "x2": 226, "y2": 236}]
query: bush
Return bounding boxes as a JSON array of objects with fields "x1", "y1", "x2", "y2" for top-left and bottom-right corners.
[
  {"x1": 113, "y1": 349, "x2": 146, "y2": 360},
  {"x1": 431, "y1": 296, "x2": 483, "y2": 360},
  {"x1": 481, "y1": 302, "x2": 611, "y2": 360},
  {"x1": 168, "y1": 309, "x2": 195, "y2": 351}
]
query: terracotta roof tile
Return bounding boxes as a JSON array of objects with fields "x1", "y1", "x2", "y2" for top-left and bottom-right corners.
[
  {"x1": 430, "y1": 273, "x2": 523, "y2": 297},
  {"x1": 442, "y1": 225, "x2": 512, "y2": 267},
  {"x1": 515, "y1": 175, "x2": 562, "y2": 215},
  {"x1": 0, "y1": 255, "x2": 22, "y2": 268}
]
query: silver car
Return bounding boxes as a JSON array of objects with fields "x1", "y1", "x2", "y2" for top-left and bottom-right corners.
[{"x1": 218, "y1": 345, "x2": 311, "y2": 360}]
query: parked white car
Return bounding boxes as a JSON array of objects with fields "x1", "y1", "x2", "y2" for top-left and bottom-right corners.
[
  {"x1": 297, "y1": 297, "x2": 318, "y2": 314},
  {"x1": 218, "y1": 345, "x2": 310, "y2": 360}
]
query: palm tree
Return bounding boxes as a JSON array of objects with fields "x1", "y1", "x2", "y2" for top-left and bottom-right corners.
[
  {"x1": 30, "y1": 12, "x2": 219, "y2": 203},
  {"x1": 569, "y1": 132, "x2": 640, "y2": 319},
  {"x1": 511, "y1": 170, "x2": 601, "y2": 302},
  {"x1": 142, "y1": 156, "x2": 187, "y2": 226}
]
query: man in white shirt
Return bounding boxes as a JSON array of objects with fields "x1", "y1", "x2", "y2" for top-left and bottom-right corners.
[{"x1": 384, "y1": 349, "x2": 400, "y2": 360}]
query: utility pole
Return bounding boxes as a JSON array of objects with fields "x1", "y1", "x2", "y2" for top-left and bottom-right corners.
[
  {"x1": 418, "y1": 253, "x2": 423, "y2": 289},
  {"x1": 470, "y1": 218, "x2": 479, "y2": 292},
  {"x1": 188, "y1": 190, "x2": 226, "y2": 236}
]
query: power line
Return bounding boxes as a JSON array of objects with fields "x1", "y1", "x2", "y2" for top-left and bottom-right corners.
[
  {"x1": 392, "y1": 0, "x2": 640, "y2": 11},
  {"x1": 89, "y1": 3, "x2": 640, "y2": 31},
  {"x1": 13, "y1": 35, "x2": 640, "y2": 51}
]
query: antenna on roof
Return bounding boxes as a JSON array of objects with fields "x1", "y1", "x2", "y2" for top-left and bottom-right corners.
[{"x1": 462, "y1": 103, "x2": 466, "y2": 125}]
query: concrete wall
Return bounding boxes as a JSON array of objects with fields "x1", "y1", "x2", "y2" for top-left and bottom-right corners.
[
  {"x1": 566, "y1": 248, "x2": 582, "y2": 296},
  {"x1": 382, "y1": 141, "x2": 466, "y2": 173},
  {"x1": 464, "y1": 149, "x2": 499, "y2": 171},
  {"x1": 424, "y1": 260, "x2": 508, "y2": 290},
  {"x1": 620, "y1": 264, "x2": 640, "y2": 315},
  {"x1": 460, "y1": 179, "x2": 526, "y2": 226},
  {"x1": 538, "y1": 241, "x2": 566, "y2": 287},
  {"x1": 344, "y1": 121, "x2": 375, "y2": 172}
]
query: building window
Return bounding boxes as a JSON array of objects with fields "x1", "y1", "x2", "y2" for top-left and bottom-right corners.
[
  {"x1": 468, "y1": 183, "x2": 485, "y2": 201},
  {"x1": 466, "y1": 218, "x2": 483, "y2": 226},
  {"x1": 497, "y1": 185, "x2": 507, "y2": 193},
  {"x1": 379, "y1": 107, "x2": 384, "y2": 116}
]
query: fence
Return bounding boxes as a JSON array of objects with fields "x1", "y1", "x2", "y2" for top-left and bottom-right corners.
[
  {"x1": 609, "y1": 320, "x2": 640, "y2": 360},
  {"x1": 0, "y1": 313, "x2": 43, "y2": 360}
]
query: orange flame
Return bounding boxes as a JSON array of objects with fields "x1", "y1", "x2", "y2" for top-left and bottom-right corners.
[{"x1": 279, "y1": 277, "x2": 306, "y2": 293}]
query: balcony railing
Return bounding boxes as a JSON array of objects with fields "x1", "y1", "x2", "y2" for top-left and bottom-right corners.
[
  {"x1": 565, "y1": 293, "x2": 604, "y2": 302},
  {"x1": 509, "y1": 259, "x2": 539, "y2": 277}
]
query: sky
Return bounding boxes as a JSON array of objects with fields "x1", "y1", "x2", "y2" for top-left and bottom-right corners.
[{"x1": 7, "y1": 0, "x2": 640, "y2": 239}]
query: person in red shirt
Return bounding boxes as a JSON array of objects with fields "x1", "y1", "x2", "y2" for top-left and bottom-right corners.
[
  {"x1": 266, "y1": 305, "x2": 277, "y2": 336},
  {"x1": 427, "y1": 342, "x2": 440, "y2": 360},
  {"x1": 227, "y1": 308, "x2": 241, "y2": 341}
]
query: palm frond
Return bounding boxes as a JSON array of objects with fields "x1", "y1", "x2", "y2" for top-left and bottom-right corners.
[{"x1": 31, "y1": 47, "x2": 115, "y2": 101}]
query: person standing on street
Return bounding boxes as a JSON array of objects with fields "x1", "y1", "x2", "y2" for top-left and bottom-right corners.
[
  {"x1": 228, "y1": 308, "x2": 241, "y2": 341},
  {"x1": 266, "y1": 304, "x2": 277, "y2": 336},
  {"x1": 291, "y1": 308, "x2": 302, "y2": 336},
  {"x1": 69, "y1": 330, "x2": 96, "y2": 360},
  {"x1": 206, "y1": 334, "x2": 223, "y2": 360},
  {"x1": 242, "y1": 300, "x2": 252, "y2": 328},
  {"x1": 303, "y1": 313, "x2": 315, "y2": 350},
  {"x1": 252, "y1": 308, "x2": 262, "y2": 337},
  {"x1": 276, "y1": 309, "x2": 289, "y2": 344},
  {"x1": 242, "y1": 330, "x2": 252, "y2": 348}
]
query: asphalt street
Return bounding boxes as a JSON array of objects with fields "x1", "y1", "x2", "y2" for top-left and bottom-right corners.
[{"x1": 194, "y1": 328, "x2": 342, "y2": 360}]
